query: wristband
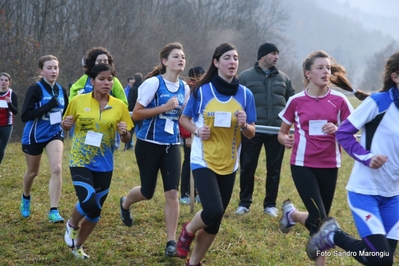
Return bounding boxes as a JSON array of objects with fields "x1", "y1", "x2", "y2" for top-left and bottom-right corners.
[
  {"x1": 194, "y1": 128, "x2": 199, "y2": 137},
  {"x1": 241, "y1": 123, "x2": 248, "y2": 130},
  {"x1": 121, "y1": 131, "x2": 128, "y2": 137}
]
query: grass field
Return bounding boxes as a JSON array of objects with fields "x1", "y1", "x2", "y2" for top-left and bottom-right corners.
[{"x1": 2, "y1": 133, "x2": 395, "y2": 266}]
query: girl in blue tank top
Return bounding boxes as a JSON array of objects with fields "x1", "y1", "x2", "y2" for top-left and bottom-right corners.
[
  {"x1": 119, "y1": 42, "x2": 190, "y2": 257},
  {"x1": 20, "y1": 55, "x2": 69, "y2": 223}
]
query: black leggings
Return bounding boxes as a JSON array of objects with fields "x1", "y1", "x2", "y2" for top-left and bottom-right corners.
[
  {"x1": 291, "y1": 165, "x2": 338, "y2": 235},
  {"x1": 70, "y1": 167, "x2": 112, "y2": 222},
  {"x1": 0, "y1": 125, "x2": 12, "y2": 164},
  {"x1": 180, "y1": 138, "x2": 194, "y2": 197},
  {"x1": 135, "y1": 139, "x2": 180, "y2": 199},
  {"x1": 334, "y1": 232, "x2": 397, "y2": 266},
  {"x1": 193, "y1": 168, "x2": 236, "y2": 235}
]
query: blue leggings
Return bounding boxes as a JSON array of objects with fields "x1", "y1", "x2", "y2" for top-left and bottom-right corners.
[{"x1": 70, "y1": 167, "x2": 112, "y2": 222}]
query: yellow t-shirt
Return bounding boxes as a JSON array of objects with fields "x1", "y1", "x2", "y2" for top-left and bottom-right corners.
[{"x1": 64, "y1": 92, "x2": 133, "y2": 171}]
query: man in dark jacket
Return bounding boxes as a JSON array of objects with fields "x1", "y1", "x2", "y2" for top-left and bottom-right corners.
[{"x1": 235, "y1": 43, "x2": 295, "y2": 217}]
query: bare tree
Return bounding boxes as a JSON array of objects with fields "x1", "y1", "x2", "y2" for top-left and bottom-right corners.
[
  {"x1": 359, "y1": 41, "x2": 399, "y2": 92},
  {"x1": 0, "y1": 0, "x2": 292, "y2": 139}
]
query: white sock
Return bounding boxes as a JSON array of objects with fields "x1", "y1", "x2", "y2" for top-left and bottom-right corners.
[
  {"x1": 329, "y1": 232, "x2": 335, "y2": 244},
  {"x1": 288, "y1": 209, "x2": 296, "y2": 224}
]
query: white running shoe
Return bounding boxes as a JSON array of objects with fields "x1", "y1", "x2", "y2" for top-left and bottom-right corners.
[
  {"x1": 72, "y1": 245, "x2": 89, "y2": 259},
  {"x1": 306, "y1": 217, "x2": 340, "y2": 260},
  {"x1": 235, "y1": 206, "x2": 250, "y2": 215},
  {"x1": 64, "y1": 220, "x2": 79, "y2": 248},
  {"x1": 279, "y1": 199, "x2": 296, "y2": 233},
  {"x1": 264, "y1": 207, "x2": 279, "y2": 217}
]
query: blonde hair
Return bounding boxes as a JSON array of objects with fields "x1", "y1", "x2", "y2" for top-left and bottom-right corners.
[
  {"x1": 36, "y1": 55, "x2": 59, "y2": 81},
  {"x1": 0, "y1": 72, "x2": 11, "y2": 81},
  {"x1": 38, "y1": 55, "x2": 58, "y2": 69}
]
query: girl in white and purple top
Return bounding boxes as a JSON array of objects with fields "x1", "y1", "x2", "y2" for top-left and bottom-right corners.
[
  {"x1": 277, "y1": 50, "x2": 354, "y2": 266},
  {"x1": 306, "y1": 51, "x2": 399, "y2": 266}
]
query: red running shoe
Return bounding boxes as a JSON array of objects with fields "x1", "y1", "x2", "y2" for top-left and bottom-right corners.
[
  {"x1": 177, "y1": 222, "x2": 195, "y2": 258},
  {"x1": 186, "y1": 258, "x2": 202, "y2": 266}
]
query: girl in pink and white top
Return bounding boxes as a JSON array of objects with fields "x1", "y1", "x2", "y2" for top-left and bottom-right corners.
[{"x1": 277, "y1": 50, "x2": 354, "y2": 266}]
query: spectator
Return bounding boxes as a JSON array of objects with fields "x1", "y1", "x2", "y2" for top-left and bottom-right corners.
[
  {"x1": 125, "y1": 77, "x2": 134, "y2": 98},
  {"x1": 123, "y1": 77, "x2": 134, "y2": 150},
  {"x1": 235, "y1": 42, "x2": 296, "y2": 217}
]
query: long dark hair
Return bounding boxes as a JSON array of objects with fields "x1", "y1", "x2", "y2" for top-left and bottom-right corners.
[
  {"x1": 192, "y1": 43, "x2": 237, "y2": 96},
  {"x1": 382, "y1": 51, "x2": 399, "y2": 92}
]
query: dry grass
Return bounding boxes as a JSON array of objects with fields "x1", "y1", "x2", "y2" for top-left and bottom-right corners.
[{"x1": 2, "y1": 134, "x2": 392, "y2": 266}]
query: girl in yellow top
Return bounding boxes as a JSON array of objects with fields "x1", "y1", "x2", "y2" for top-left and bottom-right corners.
[{"x1": 62, "y1": 63, "x2": 133, "y2": 259}]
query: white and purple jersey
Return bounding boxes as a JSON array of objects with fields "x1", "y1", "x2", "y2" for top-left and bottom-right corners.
[
  {"x1": 279, "y1": 88, "x2": 353, "y2": 168},
  {"x1": 336, "y1": 88, "x2": 399, "y2": 197}
]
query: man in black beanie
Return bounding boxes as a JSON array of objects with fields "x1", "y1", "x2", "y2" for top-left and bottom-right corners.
[{"x1": 235, "y1": 42, "x2": 295, "y2": 217}]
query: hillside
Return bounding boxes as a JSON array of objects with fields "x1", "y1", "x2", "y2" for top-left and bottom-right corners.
[{"x1": 284, "y1": 0, "x2": 398, "y2": 87}]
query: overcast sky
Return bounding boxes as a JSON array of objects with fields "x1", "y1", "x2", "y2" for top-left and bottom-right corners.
[{"x1": 336, "y1": 0, "x2": 398, "y2": 17}]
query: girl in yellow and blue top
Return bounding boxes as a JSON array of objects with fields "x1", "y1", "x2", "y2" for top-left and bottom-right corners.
[
  {"x1": 177, "y1": 43, "x2": 256, "y2": 266},
  {"x1": 119, "y1": 42, "x2": 190, "y2": 257},
  {"x1": 69, "y1": 47, "x2": 127, "y2": 147},
  {"x1": 20, "y1": 55, "x2": 68, "y2": 223},
  {"x1": 62, "y1": 63, "x2": 133, "y2": 259}
]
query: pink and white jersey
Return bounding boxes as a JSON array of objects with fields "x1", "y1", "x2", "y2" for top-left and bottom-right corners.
[{"x1": 279, "y1": 88, "x2": 353, "y2": 168}]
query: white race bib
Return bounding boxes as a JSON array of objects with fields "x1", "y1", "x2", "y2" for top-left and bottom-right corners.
[
  {"x1": 309, "y1": 120, "x2": 327, "y2": 136},
  {"x1": 0, "y1": 100, "x2": 8, "y2": 108},
  {"x1": 49, "y1": 111, "x2": 62, "y2": 125},
  {"x1": 84, "y1": 131, "x2": 103, "y2": 147},
  {"x1": 214, "y1": 111, "x2": 231, "y2": 128},
  {"x1": 164, "y1": 118, "x2": 174, "y2": 134}
]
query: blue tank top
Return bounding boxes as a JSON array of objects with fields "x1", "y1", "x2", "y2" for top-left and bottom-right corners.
[
  {"x1": 137, "y1": 75, "x2": 185, "y2": 144},
  {"x1": 22, "y1": 82, "x2": 65, "y2": 144}
]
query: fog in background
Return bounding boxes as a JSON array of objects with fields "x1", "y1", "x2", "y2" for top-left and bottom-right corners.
[
  {"x1": 0, "y1": 0, "x2": 398, "y2": 139},
  {"x1": 284, "y1": 0, "x2": 399, "y2": 87}
]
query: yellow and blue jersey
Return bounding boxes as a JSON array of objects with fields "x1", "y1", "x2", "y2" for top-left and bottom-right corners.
[
  {"x1": 183, "y1": 82, "x2": 256, "y2": 175},
  {"x1": 64, "y1": 93, "x2": 133, "y2": 171}
]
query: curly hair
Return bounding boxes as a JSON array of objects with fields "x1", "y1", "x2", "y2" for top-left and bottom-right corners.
[{"x1": 84, "y1": 47, "x2": 115, "y2": 74}]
